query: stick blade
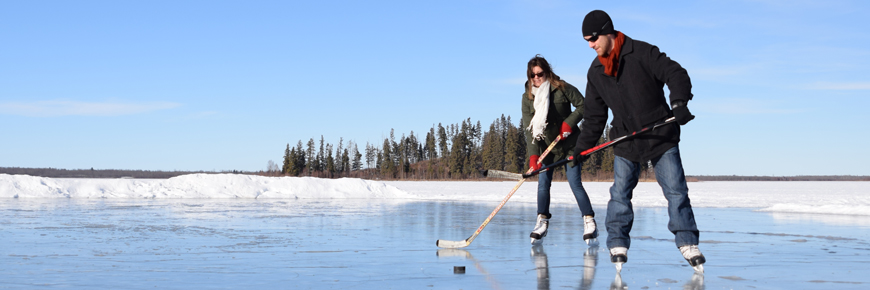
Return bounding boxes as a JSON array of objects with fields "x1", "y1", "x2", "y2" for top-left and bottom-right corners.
[{"x1": 436, "y1": 239, "x2": 469, "y2": 249}]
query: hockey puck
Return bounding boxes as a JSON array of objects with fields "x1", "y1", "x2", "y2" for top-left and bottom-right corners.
[{"x1": 453, "y1": 266, "x2": 465, "y2": 274}]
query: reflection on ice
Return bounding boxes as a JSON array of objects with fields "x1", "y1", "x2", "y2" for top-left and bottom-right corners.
[
  {"x1": 530, "y1": 245, "x2": 549, "y2": 290},
  {"x1": 581, "y1": 246, "x2": 598, "y2": 290},
  {"x1": 435, "y1": 248, "x2": 503, "y2": 290},
  {"x1": 2, "y1": 195, "x2": 870, "y2": 289},
  {"x1": 610, "y1": 273, "x2": 627, "y2": 290},
  {"x1": 684, "y1": 272, "x2": 705, "y2": 290}
]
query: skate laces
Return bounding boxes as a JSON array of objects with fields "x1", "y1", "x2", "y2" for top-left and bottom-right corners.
[
  {"x1": 679, "y1": 245, "x2": 701, "y2": 259},
  {"x1": 583, "y1": 216, "x2": 596, "y2": 233},
  {"x1": 533, "y1": 214, "x2": 549, "y2": 233}
]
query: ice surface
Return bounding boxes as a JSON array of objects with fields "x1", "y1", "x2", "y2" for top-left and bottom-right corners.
[
  {"x1": 1, "y1": 175, "x2": 870, "y2": 289},
  {"x1": 2, "y1": 199, "x2": 869, "y2": 289}
]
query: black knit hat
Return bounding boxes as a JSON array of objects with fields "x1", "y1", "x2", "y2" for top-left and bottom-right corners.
[{"x1": 582, "y1": 10, "x2": 615, "y2": 37}]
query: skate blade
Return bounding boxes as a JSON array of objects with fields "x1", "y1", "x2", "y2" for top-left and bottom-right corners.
[
  {"x1": 692, "y1": 264, "x2": 704, "y2": 273},
  {"x1": 614, "y1": 262, "x2": 624, "y2": 273},
  {"x1": 585, "y1": 237, "x2": 599, "y2": 247},
  {"x1": 531, "y1": 238, "x2": 542, "y2": 245}
]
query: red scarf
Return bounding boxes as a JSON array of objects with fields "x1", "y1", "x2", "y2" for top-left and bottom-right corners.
[{"x1": 599, "y1": 32, "x2": 625, "y2": 77}]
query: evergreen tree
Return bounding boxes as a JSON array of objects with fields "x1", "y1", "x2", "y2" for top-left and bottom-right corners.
[
  {"x1": 341, "y1": 148, "x2": 350, "y2": 174},
  {"x1": 365, "y1": 142, "x2": 375, "y2": 169},
  {"x1": 425, "y1": 127, "x2": 437, "y2": 160},
  {"x1": 287, "y1": 147, "x2": 296, "y2": 176},
  {"x1": 306, "y1": 138, "x2": 316, "y2": 175},
  {"x1": 317, "y1": 136, "x2": 326, "y2": 173},
  {"x1": 438, "y1": 123, "x2": 449, "y2": 158},
  {"x1": 282, "y1": 143, "x2": 291, "y2": 174},
  {"x1": 449, "y1": 121, "x2": 471, "y2": 178},
  {"x1": 407, "y1": 131, "x2": 420, "y2": 164},
  {"x1": 294, "y1": 141, "x2": 306, "y2": 176},
  {"x1": 335, "y1": 138, "x2": 344, "y2": 173},
  {"x1": 482, "y1": 122, "x2": 504, "y2": 171},
  {"x1": 351, "y1": 141, "x2": 363, "y2": 172},
  {"x1": 380, "y1": 138, "x2": 396, "y2": 178},
  {"x1": 326, "y1": 143, "x2": 335, "y2": 177},
  {"x1": 504, "y1": 119, "x2": 525, "y2": 173}
]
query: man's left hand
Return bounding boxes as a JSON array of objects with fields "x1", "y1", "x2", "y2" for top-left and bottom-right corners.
[{"x1": 673, "y1": 105, "x2": 695, "y2": 125}]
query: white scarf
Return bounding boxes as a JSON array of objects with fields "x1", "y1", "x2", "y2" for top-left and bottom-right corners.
[{"x1": 527, "y1": 80, "x2": 550, "y2": 140}]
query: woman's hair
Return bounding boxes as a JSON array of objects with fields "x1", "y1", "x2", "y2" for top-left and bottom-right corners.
[{"x1": 526, "y1": 54, "x2": 564, "y2": 100}]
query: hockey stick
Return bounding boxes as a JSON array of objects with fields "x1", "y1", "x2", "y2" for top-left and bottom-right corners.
[
  {"x1": 523, "y1": 117, "x2": 677, "y2": 178},
  {"x1": 436, "y1": 135, "x2": 563, "y2": 248}
]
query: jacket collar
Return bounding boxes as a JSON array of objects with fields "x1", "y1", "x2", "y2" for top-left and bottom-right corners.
[
  {"x1": 523, "y1": 80, "x2": 559, "y2": 95},
  {"x1": 591, "y1": 34, "x2": 634, "y2": 70}
]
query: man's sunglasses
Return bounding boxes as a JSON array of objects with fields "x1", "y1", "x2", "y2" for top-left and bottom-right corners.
[{"x1": 585, "y1": 20, "x2": 611, "y2": 43}]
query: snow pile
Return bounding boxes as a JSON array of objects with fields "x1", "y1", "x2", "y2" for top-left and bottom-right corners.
[
  {"x1": 385, "y1": 180, "x2": 870, "y2": 216},
  {"x1": 2, "y1": 174, "x2": 869, "y2": 216},
  {"x1": 0, "y1": 174, "x2": 413, "y2": 199}
]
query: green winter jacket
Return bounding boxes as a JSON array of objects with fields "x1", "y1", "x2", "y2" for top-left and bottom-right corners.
[{"x1": 521, "y1": 80, "x2": 585, "y2": 164}]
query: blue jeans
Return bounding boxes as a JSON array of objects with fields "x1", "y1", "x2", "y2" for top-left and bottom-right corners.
[
  {"x1": 605, "y1": 145, "x2": 699, "y2": 249},
  {"x1": 537, "y1": 162, "x2": 595, "y2": 217}
]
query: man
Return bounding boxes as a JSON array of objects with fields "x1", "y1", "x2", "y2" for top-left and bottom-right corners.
[{"x1": 573, "y1": 10, "x2": 706, "y2": 273}]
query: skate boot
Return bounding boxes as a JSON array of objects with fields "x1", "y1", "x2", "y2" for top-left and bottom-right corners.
[
  {"x1": 679, "y1": 244, "x2": 706, "y2": 273},
  {"x1": 583, "y1": 215, "x2": 599, "y2": 246},
  {"x1": 529, "y1": 214, "x2": 550, "y2": 245},
  {"x1": 609, "y1": 247, "x2": 628, "y2": 273}
]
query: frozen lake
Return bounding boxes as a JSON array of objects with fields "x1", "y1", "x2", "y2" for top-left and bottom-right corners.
[{"x1": 1, "y1": 176, "x2": 870, "y2": 289}]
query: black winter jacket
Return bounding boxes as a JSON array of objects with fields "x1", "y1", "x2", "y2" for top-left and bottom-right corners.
[{"x1": 576, "y1": 34, "x2": 693, "y2": 163}]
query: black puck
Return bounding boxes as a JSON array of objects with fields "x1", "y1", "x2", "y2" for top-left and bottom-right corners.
[{"x1": 454, "y1": 266, "x2": 465, "y2": 274}]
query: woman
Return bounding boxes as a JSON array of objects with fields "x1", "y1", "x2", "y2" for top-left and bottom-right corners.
[{"x1": 521, "y1": 55, "x2": 597, "y2": 245}]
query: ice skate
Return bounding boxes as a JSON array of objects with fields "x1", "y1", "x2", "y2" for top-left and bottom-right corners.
[
  {"x1": 529, "y1": 214, "x2": 549, "y2": 245},
  {"x1": 609, "y1": 247, "x2": 628, "y2": 273},
  {"x1": 679, "y1": 244, "x2": 706, "y2": 273},
  {"x1": 582, "y1": 215, "x2": 599, "y2": 246}
]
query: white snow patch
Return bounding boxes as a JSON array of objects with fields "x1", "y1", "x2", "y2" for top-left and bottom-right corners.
[
  {"x1": 0, "y1": 174, "x2": 413, "y2": 200},
  {"x1": 2, "y1": 174, "x2": 869, "y2": 216},
  {"x1": 383, "y1": 180, "x2": 870, "y2": 216}
]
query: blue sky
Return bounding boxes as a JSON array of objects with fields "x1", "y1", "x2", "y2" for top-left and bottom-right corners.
[{"x1": 1, "y1": 0, "x2": 868, "y2": 175}]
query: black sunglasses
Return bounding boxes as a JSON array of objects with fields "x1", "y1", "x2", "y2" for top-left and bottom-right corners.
[
  {"x1": 530, "y1": 72, "x2": 545, "y2": 78},
  {"x1": 585, "y1": 20, "x2": 611, "y2": 43}
]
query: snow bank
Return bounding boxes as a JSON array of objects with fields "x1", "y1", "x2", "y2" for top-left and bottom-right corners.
[
  {"x1": 0, "y1": 174, "x2": 413, "y2": 199},
  {"x1": 384, "y1": 180, "x2": 870, "y2": 216},
  {"x1": 2, "y1": 174, "x2": 869, "y2": 216}
]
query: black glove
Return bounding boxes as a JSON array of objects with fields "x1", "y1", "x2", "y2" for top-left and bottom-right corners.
[
  {"x1": 572, "y1": 148, "x2": 590, "y2": 167},
  {"x1": 672, "y1": 102, "x2": 695, "y2": 125}
]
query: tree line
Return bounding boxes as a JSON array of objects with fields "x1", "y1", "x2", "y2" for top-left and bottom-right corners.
[{"x1": 271, "y1": 115, "x2": 624, "y2": 181}]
